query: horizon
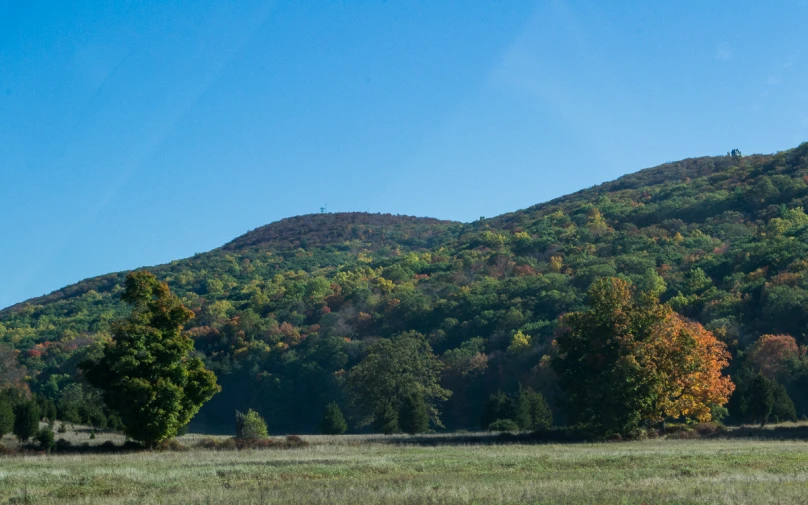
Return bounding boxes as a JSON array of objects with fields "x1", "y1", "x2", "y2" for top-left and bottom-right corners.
[{"x1": 3, "y1": 1, "x2": 808, "y2": 308}]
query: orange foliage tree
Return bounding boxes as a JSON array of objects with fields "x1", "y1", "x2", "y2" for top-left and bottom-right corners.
[
  {"x1": 644, "y1": 314, "x2": 735, "y2": 422},
  {"x1": 746, "y1": 334, "x2": 805, "y2": 382}
]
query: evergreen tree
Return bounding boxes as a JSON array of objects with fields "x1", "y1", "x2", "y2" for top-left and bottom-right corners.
[
  {"x1": 480, "y1": 392, "x2": 515, "y2": 430},
  {"x1": 771, "y1": 383, "x2": 797, "y2": 423},
  {"x1": 399, "y1": 392, "x2": 429, "y2": 435},
  {"x1": 13, "y1": 401, "x2": 40, "y2": 442},
  {"x1": 746, "y1": 373, "x2": 775, "y2": 426},
  {"x1": 81, "y1": 272, "x2": 220, "y2": 447},
  {"x1": 515, "y1": 387, "x2": 552, "y2": 430},
  {"x1": 320, "y1": 402, "x2": 348, "y2": 435},
  {"x1": 373, "y1": 402, "x2": 399, "y2": 435},
  {"x1": 0, "y1": 396, "x2": 13, "y2": 440}
]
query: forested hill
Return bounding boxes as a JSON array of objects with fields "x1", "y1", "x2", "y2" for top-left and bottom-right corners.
[{"x1": 3, "y1": 142, "x2": 808, "y2": 433}]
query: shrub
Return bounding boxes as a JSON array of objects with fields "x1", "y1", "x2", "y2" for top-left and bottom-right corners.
[
  {"x1": 236, "y1": 409, "x2": 268, "y2": 439},
  {"x1": 481, "y1": 392, "x2": 515, "y2": 430},
  {"x1": 57, "y1": 423, "x2": 67, "y2": 434},
  {"x1": 320, "y1": 402, "x2": 348, "y2": 435},
  {"x1": 488, "y1": 419, "x2": 520, "y2": 432},
  {"x1": 36, "y1": 428, "x2": 55, "y2": 452},
  {"x1": 156, "y1": 439, "x2": 187, "y2": 451}
]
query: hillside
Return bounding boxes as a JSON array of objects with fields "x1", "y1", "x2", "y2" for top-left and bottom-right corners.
[{"x1": 3, "y1": 143, "x2": 808, "y2": 432}]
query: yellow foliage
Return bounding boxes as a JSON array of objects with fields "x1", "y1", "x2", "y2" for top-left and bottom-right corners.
[{"x1": 507, "y1": 330, "x2": 532, "y2": 354}]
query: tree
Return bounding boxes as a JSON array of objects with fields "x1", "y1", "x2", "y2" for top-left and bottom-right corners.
[
  {"x1": 771, "y1": 383, "x2": 797, "y2": 423},
  {"x1": 747, "y1": 334, "x2": 804, "y2": 382},
  {"x1": 399, "y1": 392, "x2": 429, "y2": 435},
  {"x1": 0, "y1": 396, "x2": 13, "y2": 439},
  {"x1": 13, "y1": 401, "x2": 40, "y2": 442},
  {"x1": 36, "y1": 427, "x2": 55, "y2": 452},
  {"x1": 554, "y1": 278, "x2": 733, "y2": 435},
  {"x1": 480, "y1": 392, "x2": 515, "y2": 430},
  {"x1": 81, "y1": 271, "x2": 220, "y2": 448},
  {"x1": 515, "y1": 387, "x2": 552, "y2": 431},
  {"x1": 373, "y1": 402, "x2": 399, "y2": 435},
  {"x1": 346, "y1": 331, "x2": 450, "y2": 429},
  {"x1": 747, "y1": 373, "x2": 775, "y2": 426},
  {"x1": 320, "y1": 402, "x2": 347, "y2": 435}
]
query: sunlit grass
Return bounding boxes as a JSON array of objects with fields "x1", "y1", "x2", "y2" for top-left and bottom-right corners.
[{"x1": 1, "y1": 437, "x2": 808, "y2": 504}]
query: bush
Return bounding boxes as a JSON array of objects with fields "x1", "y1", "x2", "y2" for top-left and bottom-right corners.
[
  {"x1": 320, "y1": 402, "x2": 348, "y2": 435},
  {"x1": 156, "y1": 439, "x2": 187, "y2": 451},
  {"x1": 236, "y1": 409, "x2": 268, "y2": 439},
  {"x1": 36, "y1": 428, "x2": 55, "y2": 452},
  {"x1": 488, "y1": 419, "x2": 520, "y2": 432},
  {"x1": 481, "y1": 393, "x2": 515, "y2": 430},
  {"x1": 57, "y1": 423, "x2": 67, "y2": 434}
]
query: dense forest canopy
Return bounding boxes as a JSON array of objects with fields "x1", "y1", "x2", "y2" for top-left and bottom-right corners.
[{"x1": 3, "y1": 143, "x2": 808, "y2": 433}]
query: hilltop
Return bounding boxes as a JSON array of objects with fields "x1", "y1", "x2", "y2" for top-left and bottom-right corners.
[{"x1": 3, "y1": 142, "x2": 808, "y2": 432}]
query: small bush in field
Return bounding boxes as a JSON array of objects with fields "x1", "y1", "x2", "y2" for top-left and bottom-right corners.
[
  {"x1": 236, "y1": 409, "x2": 268, "y2": 439},
  {"x1": 36, "y1": 428, "x2": 56, "y2": 452},
  {"x1": 57, "y1": 423, "x2": 67, "y2": 434},
  {"x1": 156, "y1": 439, "x2": 187, "y2": 451}
]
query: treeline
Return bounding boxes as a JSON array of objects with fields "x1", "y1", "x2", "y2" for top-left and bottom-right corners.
[{"x1": 3, "y1": 144, "x2": 808, "y2": 434}]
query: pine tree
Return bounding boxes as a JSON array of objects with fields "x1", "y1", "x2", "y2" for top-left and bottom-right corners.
[
  {"x1": 320, "y1": 402, "x2": 348, "y2": 435},
  {"x1": 515, "y1": 387, "x2": 552, "y2": 430},
  {"x1": 480, "y1": 392, "x2": 514, "y2": 430},
  {"x1": 399, "y1": 393, "x2": 429, "y2": 434},
  {"x1": 373, "y1": 402, "x2": 399, "y2": 435},
  {"x1": 13, "y1": 401, "x2": 40, "y2": 442},
  {"x1": 771, "y1": 383, "x2": 797, "y2": 423},
  {"x1": 0, "y1": 397, "x2": 13, "y2": 440}
]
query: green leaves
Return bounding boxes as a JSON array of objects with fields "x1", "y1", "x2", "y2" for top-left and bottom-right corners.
[{"x1": 82, "y1": 272, "x2": 219, "y2": 447}]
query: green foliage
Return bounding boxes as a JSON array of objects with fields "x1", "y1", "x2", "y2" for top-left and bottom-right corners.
[
  {"x1": 0, "y1": 396, "x2": 13, "y2": 439},
  {"x1": 554, "y1": 278, "x2": 666, "y2": 435},
  {"x1": 13, "y1": 401, "x2": 40, "y2": 442},
  {"x1": 373, "y1": 402, "x2": 399, "y2": 435},
  {"x1": 515, "y1": 387, "x2": 552, "y2": 430},
  {"x1": 36, "y1": 427, "x2": 55, "y2": 451},
  {"x1": 346, "y1": 331, "x2": 450, "y2": 428},
  {"x1": 487, "y1": 419, "x2": 520, "y2": 432},
  {"x1": 236, "y1": 409, "x2": 268, "y2": 439},
  {"x1": 771, "y1": 383, "x2": 797, "y2": 423},
  {"x1": 398, "y1": 392, "x2": 430, "y2": 434},
  {"x1": 319, "y1": 402, "x2": 347, "y2": 435},
  {"x1": 480, "y1": 392, "x2": 515, "y2": 430},
  {"x1": 81, "y1": 272, "x2": 220, "y2": 447}
]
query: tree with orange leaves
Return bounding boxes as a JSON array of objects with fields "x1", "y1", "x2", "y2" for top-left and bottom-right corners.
[
  {"x1": 644, "y1": 314, "x2": 734, "y2": 423},
  {"x1": 746, "y1": 334, "x2": 805, "y2": 382}
]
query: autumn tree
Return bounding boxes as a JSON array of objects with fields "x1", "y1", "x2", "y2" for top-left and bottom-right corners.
[
  {"x1": 746, "y1": 334, "x2": 805, "y2": 382},
  {"x1": 554, "y1": 277, "x2": 733, "y2": 435},
  {"x1": 81, "y1": 272, "x2": 220, "y2": 448},
  {"x1": 346, "y1": 331, "x2": 450, "y2": 430}
]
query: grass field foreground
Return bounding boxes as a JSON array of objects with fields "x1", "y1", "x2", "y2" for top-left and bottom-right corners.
[{"x1": 1, "y1": 438, "x2": 808, "y2": 504}]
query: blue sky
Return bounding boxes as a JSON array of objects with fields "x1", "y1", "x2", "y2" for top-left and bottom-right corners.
[{"x1": 2, "y1": 1, "x2": 807, "y2": 309}]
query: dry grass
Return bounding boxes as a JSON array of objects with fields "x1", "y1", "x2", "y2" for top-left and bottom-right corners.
[{"x1": 1, "y1": 435, "x2": 808, "y2": 504}]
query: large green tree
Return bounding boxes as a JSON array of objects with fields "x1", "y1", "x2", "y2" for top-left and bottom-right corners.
[
  {"x1": 346, "y1": 331, "x2": 450, "y2": 429},
  {"x1": 553, "y1": 278, "x2": 668, "y2": 435},
  {"x1": 81, "y1": 272, "x2": 220, "y2": 447}
]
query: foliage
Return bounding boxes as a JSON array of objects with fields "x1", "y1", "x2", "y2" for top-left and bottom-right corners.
[
  {"x1": 13, "y1": 401, "x2": 40, "y2": 442},
  {"x1": 0, "y1": 396, "x2": 13, "y2": 439},
  {"x1": 487, "y1": 419, "x2": 520, "y2": 432},
  {"x1": 319, "y1": 402, "x2": 347, "y2": 435},
  {"x1": 36, "y1": 427, "x2": 55, "y2": 451},
  {"x1": 236, "y1": 409, "x2": 268, "y2": 439},
  {"x1": 398, "y1": 392, "x2": 430, "y2": 434},
  {"x1": 373, "y1": 402, "x2": 399, "y2": 435},
  {"x1": 555, "y1": 278, "x2": 733, "y2": 435},
  {"x1": 7, "y1": 144, "x2": 808, "y2": 431},
  {"x1": 480, "y1": 392, "x2": 515, "y2": 430},
  {"x1": 346, "y1": 331, "x2": 450, "y2": 428},
  {"x1": 81, "y1": 272, "x2": 220, "y2": 447},
  {"x1": 515, "y1": 387, "x2": 553, "y2": 430}
]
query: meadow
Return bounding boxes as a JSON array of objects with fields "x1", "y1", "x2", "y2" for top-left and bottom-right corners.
[{"x1": 2, "y1": 434, "x2": 808, "y2": 504}]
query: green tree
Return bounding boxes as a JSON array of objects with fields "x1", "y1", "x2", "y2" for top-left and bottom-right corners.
[
  {"x1": 0, "y1": 396, "x2": 13, "y2": 440},
  {"x1": 553, "y1": 278, "x2": 667, "y2": 435},
  {"x1": 746, "y1": 373, "x2": 775, "y2": 426},
  {"x1": 13, "y1": 401, "x2": 40, "y2": 442},
  {"x1": 81, "y1": 271, "x2": 220, "y2": 448},
  {"x1": 515, "y1": 387, "x2": 552, "y2": 430},
  {"x1": 36, "y1": 427, "x2": 55, "y2": 452},
  {"x1": 346, "y1": 331, "x2": 450, "y2": 428},
  {"x1": 320, "y1": 402, "x2": 347, "y2": 435},
  {"x1": 480, "y1": 392, "x2": 515, "y2": 430},
  {"x1": 398, "y1": 392, "x2": 429, "y2": 434},
  {"x1": 771, "y1": 383, "x2": 797, "y2": 423},
  {"x1": 373, "y1": 402, "x2": 400, "y2": 435}
]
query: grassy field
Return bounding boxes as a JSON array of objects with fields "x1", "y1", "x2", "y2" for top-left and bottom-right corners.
[{"x1": 1, "y1": 436, "x2": 808, "y2": 504}]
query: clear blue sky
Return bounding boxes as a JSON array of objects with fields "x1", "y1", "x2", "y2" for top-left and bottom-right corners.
[{"x1": 2, "y1": 1, "x2": 807, "y2": 309}]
